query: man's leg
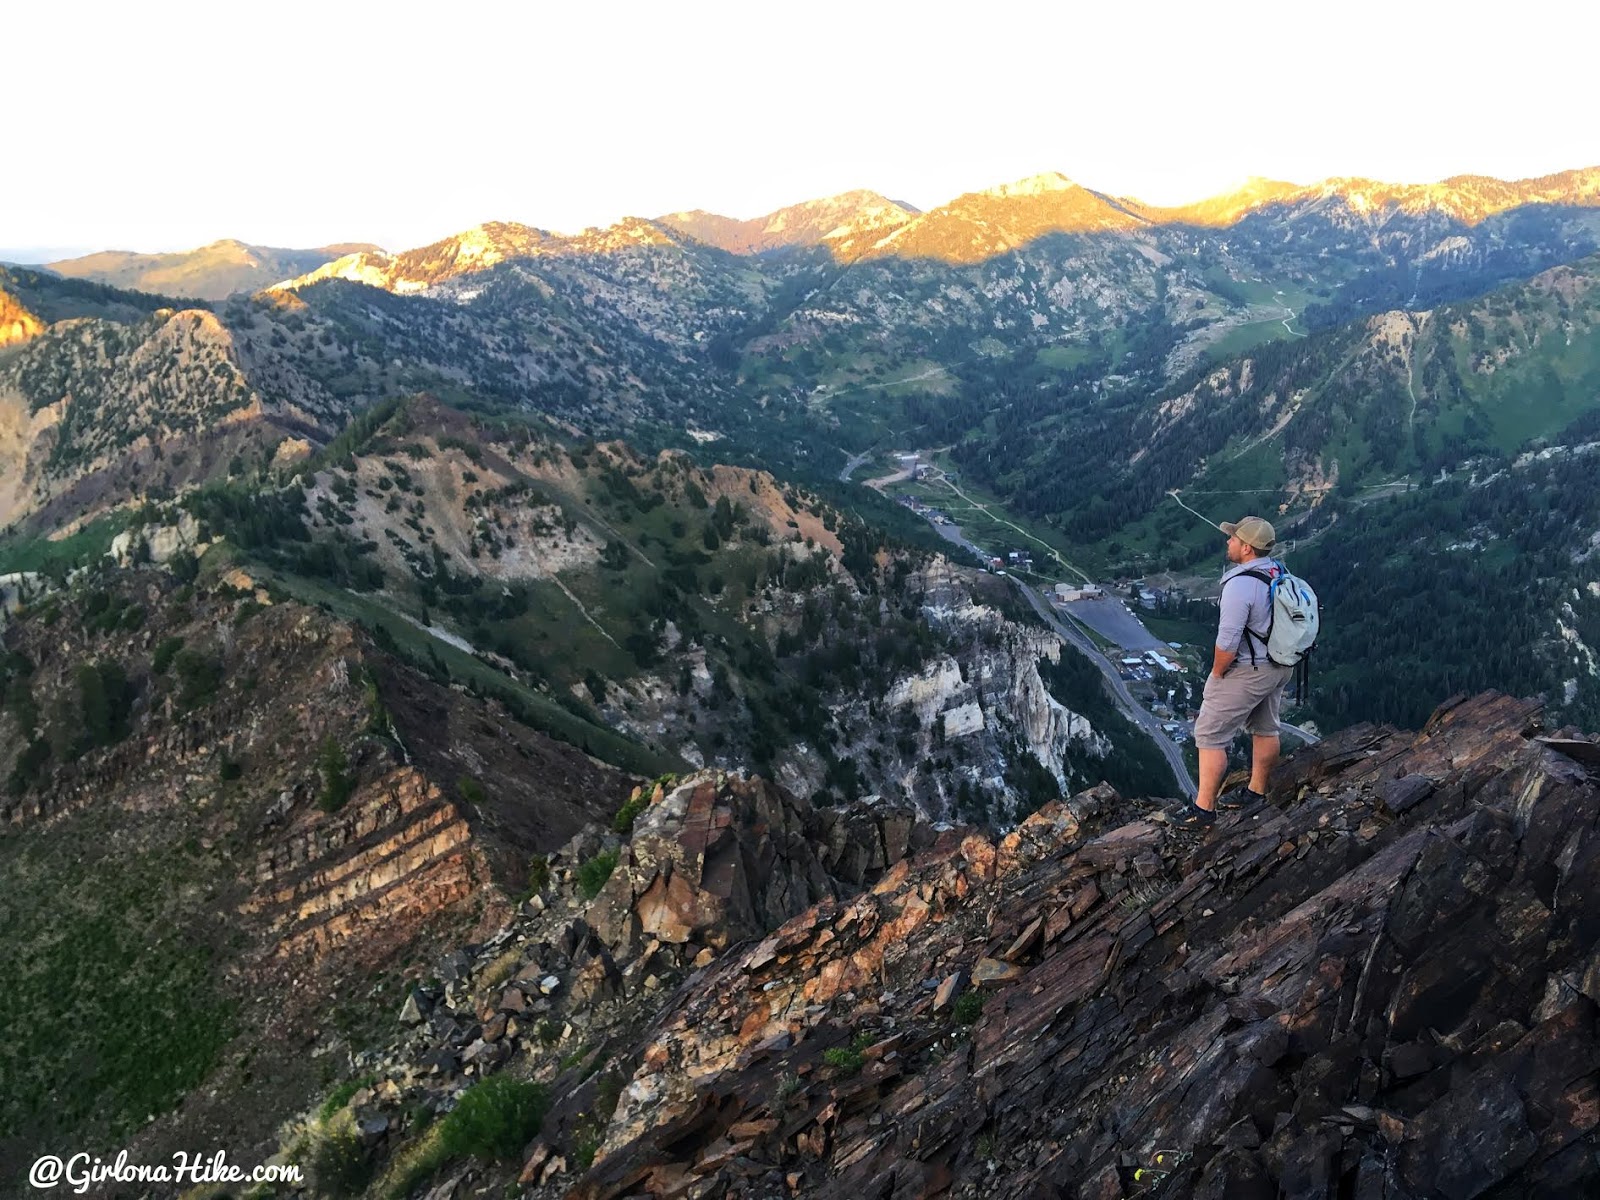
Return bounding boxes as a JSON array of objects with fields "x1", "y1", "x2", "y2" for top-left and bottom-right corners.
[
  {"x1": 1249, "y1": 734, "x2": 1279, "y2": 795},
  {"x1": 1192, "y1": 673, "x2": 1249, "y2": 814},
  {"x1": 1196, "y1": 746, "x2": 1227, "y2": 812},
  {"x1": 1244, "y1": 669, "x2": 1291, "y2": 796}
]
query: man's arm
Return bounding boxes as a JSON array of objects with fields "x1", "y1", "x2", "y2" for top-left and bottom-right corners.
[
  {"x1": 1214, "y1": 574, "x2": 1249, "y2": 675},
  {"x1": 1211, "y1": 645, "x2": 1238, "y2": 678}
]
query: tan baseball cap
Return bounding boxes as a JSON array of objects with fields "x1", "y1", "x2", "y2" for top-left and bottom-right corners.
[{"x1": 1220, "y1": 515, "x2": 1276, "y2": 550}]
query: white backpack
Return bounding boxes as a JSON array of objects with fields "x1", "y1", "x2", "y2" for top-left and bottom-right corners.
[{"x1": 1233, "y1": 563, "x2": 1320, "y2": 698}]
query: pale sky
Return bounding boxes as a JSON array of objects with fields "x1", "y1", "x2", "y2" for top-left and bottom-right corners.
[{"x1": 4, "y1": 0, "x2": 1595, "y2": 259}]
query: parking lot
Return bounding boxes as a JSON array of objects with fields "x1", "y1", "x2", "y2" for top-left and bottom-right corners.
[{"x1": 1061, "y1": 594, "x2": 1167, "y2": 652}]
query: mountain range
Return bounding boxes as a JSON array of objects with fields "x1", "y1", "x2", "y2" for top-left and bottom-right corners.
[
  {"x1": 43, "y1": 239, "x2": 383, "y2": 301},
  {"x1": 41, "y1": 165, "x2": 1600, "y2": 299}
]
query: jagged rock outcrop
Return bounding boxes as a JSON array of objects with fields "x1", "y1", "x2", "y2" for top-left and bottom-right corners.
[
  {"x1": 521, "y1": 692, "x2": 1600, "y2": 1200},
  {"x1": 107, "y1": 510, "x2": 209, "y2": 566},
  {"x1": 584, "y1": 774, "x2": 931, "y2": 963},
  {"x1": 912, "y1": 560, "x2": 1104, "y2": 774},
  {"x1": 746, "y1": 559, "x2": 1106, "y2": 821}
]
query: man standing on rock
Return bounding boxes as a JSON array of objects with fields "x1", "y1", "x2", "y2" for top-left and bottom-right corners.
[{"x1": 1172, "y1": 516, "x2": 1293, "y2": 828}]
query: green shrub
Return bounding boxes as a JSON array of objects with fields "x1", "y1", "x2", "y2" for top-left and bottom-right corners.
[
  {"x1": 612, "y1": 795, "x2": 647, "y2": 835},
  {"x1": 7, "y1": 738, "x2": 50, "y2": 795},
  {"x1": 317, "y1": 1075, "x2": 377, "y2": 1123},
  {"x1": 524, "y1": 855, "x2": 550, "y2": 898},
  {"x1": 316, "y1": 737, "x2": 354, "y2": 812},
  {"x1": 76, "y1": 661, "x2": 133, "y2": 751},
  {"x1": 773, "y1": 1072, "x2": 802, "y2": 1116},
  {"x1": 456, "y1": 776, "x2": 485, "y2": 807},
  {"x1": 307, "y1": 1120, "x2": 372, "y2": 1198},
  {"x1": 822, "y1": 1046, "x2": 864, "y2": 1074},
  {"x1": 437, "y1": 1075, "x2": 548, "y2": 1161},
  {"x1": 1, "y1": 665, "x2": 37, "y2": 733},
  {"x1": 571, "y1": 1123, "x2": 601, "y2": 1170},
  {"x1": 362, "y1": 675, "x2": 391, "y2": 735},
  {"x1": 151, "y1": 636, "x2": 185, "y2": 675},
  {"x1": 575, "y1": 849, "x2": 619, "y2": 900},
  {"x1": 953, "y1": 990, "x2": 984, "y2": 1026},
  {"x1": 172, "y1": 648, "x2": 221, "y2": 709},
  {"x1": 167, "y1": 550, "x2": 199, "y2": 583},
  {"x1": 404, "y1": 1100, "x2": 435, "y2": 1136}
]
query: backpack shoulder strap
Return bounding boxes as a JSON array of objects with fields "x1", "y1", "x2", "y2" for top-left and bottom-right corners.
[
  {"x1": 1227, "y1": 566, "x2": 1278, "y2": 663},
  {"x1": 1230, "y1": 566, "x2": 1278, "y2": 588}
]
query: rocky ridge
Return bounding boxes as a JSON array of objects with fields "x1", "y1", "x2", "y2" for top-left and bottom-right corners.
[
  {"x1": 317, "y1": 691, "x2": 1600, "y2": 1200},
  {"x1": 252, "y1": 164, "x2": 1600, "y2": 437},
  {"x1": 658, "y1": 191, "x2": 919, "y2": 258},
  {"x1": 7, "y1": 169, "x2": 1600, "y2": 560},
  {"x1": 286, "y1": 770, "x2": 945, "y2": 1195},
  {"x1": 0, "y1": 303, "x2": 336, "y2": 532}
]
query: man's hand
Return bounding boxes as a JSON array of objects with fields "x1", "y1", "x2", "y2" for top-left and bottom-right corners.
[{"x1": 1211, "y1": 646, "x2": 1237, "y2": 679}]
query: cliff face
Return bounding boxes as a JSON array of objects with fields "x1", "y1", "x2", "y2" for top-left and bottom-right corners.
[
  {"x1": 609, "y1": 557, "x2": 1107, "y2": 824},
  {"x1": 908, "y1": 560, "x2": 1106, "y2": 780},
  {"x1": 307, "y1": 692, "x2": 1600, "y2": 1200}
]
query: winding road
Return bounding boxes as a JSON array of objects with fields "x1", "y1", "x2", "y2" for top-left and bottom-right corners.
[{"x1": 1273, "y1": 291, "x2": 1307, "y2": 338}]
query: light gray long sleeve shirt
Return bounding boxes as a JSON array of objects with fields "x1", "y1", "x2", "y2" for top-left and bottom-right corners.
[{"x1": 1217, "y1": 558, "x2": 1280, "y2": 663}]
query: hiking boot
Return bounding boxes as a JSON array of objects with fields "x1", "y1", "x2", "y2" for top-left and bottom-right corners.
[
  {"x1": 1218, "y1": 787, "x2": 1267, "y2": 810},
  {"x1": 1170, "y1": 801, "x2": 1216, "y2": 829}
]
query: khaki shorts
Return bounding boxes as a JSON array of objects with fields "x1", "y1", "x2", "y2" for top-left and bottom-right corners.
[{"x1": 1192, "y1": 662, "x2": 1293, "y2": 749}]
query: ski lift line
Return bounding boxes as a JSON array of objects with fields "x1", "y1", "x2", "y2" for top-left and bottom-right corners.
[
  {"x1": 1169, "y1": 488, "x2": 1307, "y2": 557},
  {"x1": 1165, "y1": 489, "x2": 1226, "y2": 532}
]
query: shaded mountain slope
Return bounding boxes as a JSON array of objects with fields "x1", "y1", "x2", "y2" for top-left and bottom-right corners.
[
  {"x1": 0, "y1": 569, "x2": 635, "y2": 1180},
  {"x1": 0, "y1": 263, "x2": 190, "y2": 326},
  {"x1": 0, "y1": 300, "x2": 342, "y2": 534},
  {"x1": 951, "y1": 251, "x2": 1600, "y2": 560}
]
